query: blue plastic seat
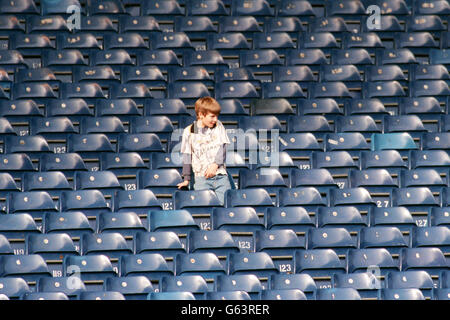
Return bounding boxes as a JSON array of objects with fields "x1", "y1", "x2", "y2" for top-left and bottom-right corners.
[
  {"x1": 359, "y1": 226, "x2": 408, "y2": 255},
  {"x1": 285, "y1": 49, "x2": 328, "y2": 72},
  {"x1": 87, "y1": 0, "x2": 127, "y2": 16},
  {"x1": 205, "y1": 290, "x2": 251, "y2": 300},
  {"x1": 396, "y1": 32, "x2": 439, "y2": 55},
  {"x1": 259, "y1": 289, "x2": 307, "y2": 300},
  {"x1": 429, "y1": 48, "x2": 450, "y2": 66},
  {"x1": 365, "y1": 65, "x2": 407, "y2": 86},
  {"x1": 117, "y1": 133, "x2": 164, "y2": 159},
  {"x1": 348, "y1": 169, "x2": 397, "y2": 205},
  {"x1": 74, "y1": 171, "x2": 122, "y2": 197},
  {"x1": 42, "y1": 49, "x2": 88, "y2": 72},
  {"x1": 310, "y1": 151, "x2": 358, "y2": 186},
  {"x1": 10, "y1": 34, "x2": 55, "y2": 55},
  {"x1": 211, "y1": 206, "x2": 265, "y2": 232},
  {"x1": 360, "y1": 150, "x2": 407, "y2": 177},
  {"x1": 138, "y1": 50, "x2": 182, "y2": 72},
  {"x1": 311, "y1": 17, "x2": 350, "y2": 35},
  {"x1": 386, "y1": 270, "x2": 434, "y2": 299},
  {"x1": 218, "y1": 16, "x2": 262, "y2": 35},
  {"x1": 0, "y1": 254, "x2": 51, "y2": 282},
  {"x1": 98, "y1": 211, "x2": 146, "y2": 237},
  {"x1": 391, "y1": 187, "x2": 438, "y2": 210},
  {"x1": 228, "y1": 252, "x2": 279, "y2": 278},
  {"x1": 174, "y1": 16, "x2": 217, "y2": 39},
  {"x1": 26, "y1": 233, "x2": 78, "y2": 261},
  {"x1": 249, "y1": 99, "x2": 296, "y2": 122},
  {"x1": 215, "y1": 81, "x2": 259, "y2": 104},
  {"x1": 422, "y1": 133, "x2": 450, "y2": 151},
  {"x1": 0, "y1": 50, "x2": 26, "y2": 72},
  {"x1": 60, "y1": 83, "x2": 106, "y2": 104},
  {"x1": 261, "y1": 81, "x2": 305, "y2": 103},
  {"x1": 344, "y1": 99, "x2": 389, "y2": 121},
  {"x1": 294, "y1": 249, "x2": 346, "y2": 279},
  {"x1": 231, "y1": 0, "x2": 274, "y2": 21},
  {"x1": 142, "y1": 0, "x2": 184, "y2": 21},
  {"x1": 3, "y1": 135, "x2": 51, "y2": 161},
  {"x1": 147, "y1": 291, "x2": 196, "y2": 300},
  {"x1": 347, "y1": 248, "x2": 399, "y2": 275},
  {"x1": 21, "y1": 292, "x2": 69, "y2": 300},
  {"x1": 411, "y1": 226, "x2": 450, "y2": 254},
  {"x1": 148, "y1": 209, "x2": 199, "y2": 234},
  {"x1": 100, "y1": 152, "x2": 147, "y2": 179},
  {"x1": 22, "y1": 171, "x2": 72, "y2": 197},
  {"x1": 379, "y1": 288, "x2": 425, "y2": 300},
  {"x1": 119, "y1": 253, "x2": 173, "y2": 282},
  {"x1": 297, "y1": 32, "x2": 339, "y2": 55},
  {"x1": 103, "y1": 33, "x2": 148, "y2": 54},
  {"x1": 186, "y1": 0, "x2": 228, "y2": 16},
  {"x1": 134, "y1": 231, "x2": 186, "y2": 260},
  {"x1": 60, "y1": 190, "x2": 110, "y2": 215},
  {"x1": 278, "y1": 186, "x2": 326, "y2": 212},
  {"x1": 63, "y1": 255, "x2": 116, "y2": 284},
  {"x1": 377, "y1": 48, "x2": 417, "y2": 68},
  {"x1": 159, "y1": 275, "x2": 208, "y2": 299},
  {"x1": 149, "y1": 32, "x2": 194, "y2": 56},
  {"x1": 400, "y1": 169, "x2": 446, "y2": 193},
  {"x1": 255, "y1": 229, "x2": 305, "y2": 257},
  {"x1": 137, "y1": 169, "x2": 182, "y2": 199},
  {"x1": 430, "y1": 207, "x2": 450, "y2": 227},
  {"x1": 317, "y1": 206, "x2": 367, "y2": 232},
  {"x1": 215, "y1": 274, "x2": 263, "y2": 299},
  {"x1": 331, "y1": 48, "x2": 373, "y2": 67},
  {"x1": 43, "y1": 211, "x2": 94, "y2": 239},
  {"x1": 80, "y1": 233, "x2": 132, "y2": 260},
  {"x1": 268, "y1": 273, "x2": 316, "y2": 299},
  {"x1": 0, "y1": 173, "x2": 20, "y2": 194},
  {"x1": 36, "y1": 276, "x2": 85, "y2": 300},
  {"x1": 0, "y1": 277, "x2": 30, "y2": 300},
  {"x1": 253, "y1": 32, "x2": 295, "y2": 55},
  {"x1": 78, "y1": 291, "x2": 125, "y2": 300},
  {"x1": 239, "y1": 168, "x2": 287, "y2": 195},
  {"x1": 297, "y1": 98, "x2": 343, "y2": 120},
  {"x1": 324, "y1": 132, "x2": 370, "y2": 157},
  {"x1": 369, "y1": 207, "x2": 416, "y2": 233},
  {"x1": 7, "y1": 191, "x2": 57, "y2": 214},
  {"x1": 175, "y1": 252, "x2": 226, "y2": 278},
  {"x1": 187, "y1": 230, "x2": 239, "y2": 256},
  {"x1": 0, "y1": 213, "x2": 40, "y2": 245},
  {"x1": 290, "y1": 168, "x2": 338, "y2": 193},
  {"x1": 278, "y1": 133, "x2": 322, "y2": 167},
  {"x1": 239, "y1": 49, "x2": 283, "y2": 77},
  {"x1": 45, "y1": 98, "x2": 92, "y2": 122},
  {"x1": 330, "y1": 187, "x2": 376, "y2": 214},
  {"x1": 103, "y1": 276, "x2": 154, "y2": 300},
  {"x1": 317, "y1": 288, "x2": 362, "y2": 300},
  {"x1": 307, "y1": 227, "x2": 357, "y2": 255},
  {"x1": 39, "y1": 153, "x2": 87, "y2": 180},
  {"x1": 72, "y1": 66, "x2": 120, "y2": 86},
  {"x1": 371, "y1": 133, "x2": 418, "y2": 156},
  {"x1": 332, "y1": 273, "x2": 381, "y2": 299},
  {"x1": 29, "y1": 117, "x2": 77, "y2": 143},
  {"x1": 265, "y1": 207, "x2": 315, "y2": 233},
  {"x1": 77, "y1": 16, "x2": 116, "y2": 35},
  {"x1": 119, "y1": 15, "x2": 160, "y2": 35},
  {"x1": 56, "y1": 33, "x2": 102, "y2": 55},
  {"x1": 342, "y1": 32, "x2": 384, "y2": 55},
  {"x1": 167, "y1": 82, "x2": 211, "y2": 104},
  {"x1": 409, "y1": 150, "x2": 450, "y2": 176}
]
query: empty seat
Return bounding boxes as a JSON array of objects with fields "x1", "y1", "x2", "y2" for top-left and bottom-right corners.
[
  {"x1": 239, "y1": 168, "x2": 287, "y2": 194},
  {"x1": 148, "y1": 210, "x2": 199, "y2": 234},
  {"x1": 63, "y1": 255, "x2": 116, "y2": 283},
  {"x1": 347, "y1": 248, "x2": 399, "y2": 275},
  {"x1": 78, "y1": 291, "x2": 125, "y2": 300},
  {"x1": 231, "y1": 0, "x2": 274, "y2": 21},
  {"x1": 379, "y1": 288, "x2": 425, "y2": 300},
  {"x1": 149, "y1": 32, "x2": 194, "y2": 56},
  {"x1": 324, "y1": 133, "x2": 371, "y2": 157},
  {"x1": 119, "y1": 253, "x2": 173, "y2": 282},
  {"x1": 278, "y1": 187, "x2": 326, "y2": 216},
  {"x1": 228, "y1": 252, "x2": 278, "y2": 278},
  {"x1": 211, "y1": 206, "x2": 265, "y2": 232},
  {"x1": 430, "y1": 207, "x2": 450, "y2": 227},
  {"x1": 371, "y1": 133, "x2": 418, "y2": 156},
  {"x1": 103, "y1": 276, "x2": 154, "y2": 300},
  {"x1": 400, "y1": 169, "x2": 446, "y2": 192},
  {"x1": 7, "y1": 191, "x2": 57, "y2": 214},
  {"x1": 332, "y1": 273, "x2": 381, "y2": 299},
  {"x1": 97, "y1": 211, "x2": 146, "y2": 237},
  {"x1": 205, "y1": 290, "x2": 251, "y2": 300},
  {"x1": 294, "y1": 249, "x2": 346, "y2": 278},
  {"x1": 215, "y1": 274, "x2": 263, "y2": 299},
  {"x1": 269, "y1": 273, "x2": 317, "y2": 299},
  {"x1": 411, "y1": 226, "x2": 450, "y2": 254},
  {"x1": 3, "y1": 135, "x2": 51, "y2": 160},
  {"x1": 187, "y1": 230, "x2": 239, "y2": 256},
  {"x1": 317, "y1": 206, "x2": 367, "y2": 232},
  {"x1": 0, "y1": 214, "x2": 40, "y2": 246},
  {"x1": 0, "y1": 254, "x2": 51, "y2": 282},
  {"x1": 142, "y1": 0, "x2": 184, "y2": 20},
  {"x1": 21, "y1": 292, "x2": 69, "y2": 300},
  {"x1": 0, "y1": 278, "x2": 31, "y2": 300},
  {"x1": 147, "y1": 291, "x2": 195, "y2": 300},
  {"x1": 175, "y1": 252, "x2": 226, "y2": 278},
  {"x1": 80, "y1": 233, "x2": 132, "y2": 259},
  {"x1": 290, "y1": 168, "x2": 338, "y2": 193},
  {"x1": 23, "y1": 171, "x2": 72, "y2": 197},
  {"x1": 134, "y1": 231, "x2": 186, "y2": 260},
  {"x1": 386, "y1": 270, "x2": 434, "y2": 299},
  {"x1": 360, "y1": 150, "x2": 408, "y2": 176},
  {"x1": 359, "y1": 227, "x2": 408, "y2": 255},
  {"x1": 60, "y1": 190, "x2": 110, "y2": 214},
  {"x1": 316, "y1": 288, "x2": 362, "y2": 300},
  {"x1": 26, "y1": 233, "x2": 78, "y2": 261},
  {"x1": 159, "y1": 275, "x2": 208, "y2": 299},
  {"x1": 307, "y1": 228, "x2": 357, "y2": 255},
  {"x1": 265, "y1": 207, "x2": 315, "y2": 233},
  {"x1": 74, "y1": 171, "x2": 122, "y2": 197},
  {"x1": 259, "y1": 289, "x2": 307, "y2": 300},
  {"x1": 422, "y1": 133, "x2": 450, "y2": 151},
  {"x1": 43, "y1": 211, "x2": 94, "y2": 239},
  {"x1": 138, "y1": 50, "x2": 182, "y2": 72},
  {"x1": 401, "y1": 248, "x2": 448, "y2": 276},
  {"x1": 369, "y1": 207, "x2": 416, "y2": 233},
  {"x1": 409, "y1": 150, "x2": 450, "y2": 175}
]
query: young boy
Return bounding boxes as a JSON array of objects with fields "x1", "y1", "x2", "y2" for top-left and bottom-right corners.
[{"x1": 176, "y1": 97, "x2": 231, "y2": 205}]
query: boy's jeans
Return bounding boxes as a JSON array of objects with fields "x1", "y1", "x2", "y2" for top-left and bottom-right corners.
[{"x1": 193, "y1": 174, "x2": 231, "y2": 206}]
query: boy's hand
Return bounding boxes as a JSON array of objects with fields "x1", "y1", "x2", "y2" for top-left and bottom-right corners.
[
  {"x1": 204, "y1": 163, "x2": 219, "y2": 179},
  {"x1": 177, "y1": 180, "x2": 190, "y2": 189}
]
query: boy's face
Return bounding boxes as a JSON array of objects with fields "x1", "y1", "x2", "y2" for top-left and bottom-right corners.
[{"x1": 199, "y1": 111, "x2": 218, "y2": 128}]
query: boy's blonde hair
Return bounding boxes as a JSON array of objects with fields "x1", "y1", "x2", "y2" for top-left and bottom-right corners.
[{"x1": 195, "y1": 96, "x2": 221, "y2": 117}]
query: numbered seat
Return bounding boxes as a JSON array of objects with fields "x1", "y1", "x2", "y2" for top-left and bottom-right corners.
[
  {"x1": 57, "y1": 33, "x2": 102, "y2": 55},
  {"x1": 119, "y1": 253, "x2": 173, "y2": 282},
  {"x1": 87, "y1": 0, "x2": 127, "y2": 16},
  {"x1": 298, "y1": 98, "x2": 343, "y2": 118},
  {"x1": 119, "y1": 15, "x2": 160, "y2": 35},
  {"x1": 3, "y1": 135, "x2": 52, "y2": 161},
  {"x1": 253, "y1": 32, "x2": 296, "y2": 55},
  {"x1": 239, "y1": 49, "x2": 283, "y2": 76},
  {"x1": 254, "y1": 229, "x2": 305, "y2": 257},
  {"x1": 324, "y1": 133, "x2": 371, "y2": 157},
  {"x1": 103, "y1": 276, "x2": 154, "y2": 300},
  {"x1": 74, "y1": 171, "x2": 122, "y2": 197},
  {"x1": 167, "y1": 82, "x2": 211, "y2": 105},
  {"x1": 103, "y1": 33, "x2": 148, "y2": 54},
  {"x1": 0, "y1": 214, "x2": 40, "y2": 253},
  {"x1": 278, "y1": 133, "x2": 322, "y2": 167},
  {"x1": 10, "y1": 34, "x2": 55, "y2": 55},
  {"x1": 376, "y1": 48, "x2": 417, "y2": 69},
  {"x1": 228, "y1": 252, "x2": 278, "y2": 279},
  {"x1": 391, "y1": 188, "x2": 439, "y2": 225},
  {"x1": 297, "y1": 32, "x2": 339, "y2": 55},
  {"x1": 137, "y1": 169, "x2": 182, "y2": 200},
  {"x1": 290, "y1": 168, "x2": 338, "y2": 193}
]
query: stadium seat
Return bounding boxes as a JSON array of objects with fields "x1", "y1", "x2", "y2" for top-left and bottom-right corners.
[
  {"x1": 175, "y1": 252, "x2": 226, "y2": 279},
  {"x1": 310, "y1": 17, "x2": 350, "y2": 34},
  {"x1": 348, "y1": 169, "x2": 397, "y2": 201},
  {"x1": 268, "y1": 273, "x2": 317, "y2": 299},
  {"x1": 21, "y1": 292, "x2": 69, "y2": 300},
  {"x1": 371, "y1": 133, "x2": 418, "y2": 156},
  {"x1": 391, "y1": 187, "x2": 439, "y2": 225},
  {"x1": 187, "y1": 230, "x2": 239, "y2": 256},
  {"x1": 97, "y1": 211, "x2": 146, "y2": 237},
  {"x1": 78, "y1": 16, "x2": 116, "y2": 35},
  {"x1": 63, "y1": 254, "x2": 116, "y2": 283},
  {"x1": 306, "y1": 227, "x2": 357, "y2": 255},
  {"x1": 0, "y1": 234, "x2": 14, "y2": 256},
  {"x1": 239, "y1": 168, "x2": 288, "y2": 194},
  {"x1": 119, "y1": 15, "x2": 160, "y2": 35},
  {"x1": 347, "y1": 248, "x2": 399, "y2": 275},
  {"x1": 142, "y1": 0, "x2": 184, "y2": 21},
  {"x1": 148, "y1": 210, "x2": 199, "y2": 234},
  {"x1": 290, "y1": 168, "x2": 338, "y2": 193},
  {"x1": 317, "y1": 206, "x2": 367, "y2": 232},
  {"x1": 255, "y1": 229, "x2": 305, "y2": 255},
  {"x1": 74, "y1": 171, "x2": 122, "y2": 197},
  {"x1": 324, "y1": 132, "x2": 371, "y2": 157},
  {"x1": 119, "y1": 253, "x2": 173, "y2": 282},
  {"x1": 401, "y1": 248, "x2": 448, "y2": 276},
  {"x1": 316, "y1": 288, "x2": 362, "y2": 300},
  {"x1": 329, "y1": 188, "x2": 376, "y2": 214},
  {"x1": 332, "y1": 273, "x2": 381, "y2": 299},
  {"x1": 277, "y1": 187, "x2": 326, "y2": 217},
  {"x1": 228, "y1": 252, "x2": 278, "y2": 278},
  {"x1": 134, "y1": 231, "x2": 186, "y2": 260},
  {"x1": 386, "y1": 270, "x2": 434, "y2": 299},
  {"x1": 335, "y1": 115, "x2": 381, "y2": 139},
  {"x1": 103, "y1": 276, "x2": 154, "y2": 300},
  {"x1": 0, "y1": 154, "x2": 35, "y2": 179},
  {"x1": 215, "y1": 81, "x2": 259, "y2": 104},
  {"x1": 400, "y1": 169, "x2": 446, "y2": 193},
  {"x1": 215, "y1": 274, "x2": 263, "y2": 299},
  {"x1": 360, "y1": 150, "x2": 408, "y2": 177},
  {"x1": 80, "y1": 233, "x2": 132, "y2": 260},
  {"x1": 0, "y1": 254, "x2": 51, "y2": 282},
  {"x1": 138, "y1": 50, "x2": 182, "y2": 73},
  {"x1": 359, "y1": 226, "x2": 409, "y2": 255},
  {"x1": 78, "y1": 291, "x2": 125, "y2": 300},
  {"x1": 344, "y1": 99, "x2": 389, "y2": 121},
  {"x1": 7, "y1": 191, "x2": 57, "y2": 214},
  {"x1": 73, "y1": 66, "x2": 120, "y2": 87},
  {"x1": 294, "y1": 249, "x2": 346, "y2": 279},
  {"x1": 259, "y1": 289, "x2": 307, "y2": 300},
  {"x1": 22, "y1": 171, "x2": 72, "y2": 197},
  {"x1": 56, "y1": 33, "x2": 102, "y2": 55},
  {"x1": 411, "y1": 226, "x2": 450, "y2": 255},
  {"x1": 409, "y1": 150, "x2": 450, "y2": 176},
  {"x1": 265, "y1": 207, "x2": 315, "y2": 233},
  {"x1": 45, "y1": 99, "x2": 93, "y2": 122},
  {"x1": 369, "y1": 207, "x2": 416, "y2": 233},
  {"x1": 147, "y1": 291, "x2": 196, "y2": 300},
  {"x1": 43, "y1": 211, "x2": 94, "y2": 240},
  {"x1": 26, "y1": 233, "x2": 78, "y2": 261},
  {"x1": 3, "y1": 135, "x2": 52, "y2": 160},
  {"x1": 211, "y1": 206, "x2": 264, "y2": 231},
  {"x1": 297, "y1": 32, "x2": 339, "y2": 55},
  {"x1": 287, "y1": 115, "x2": 332, "y2": 140},
  {"x1": 174, "y1": 16, "x2": 217, "y2": 39},
  {"x1": 0, "y1": 50, "x2": 26, "y2": 72},
  {"x1": 159, "y1": 275, "x2": 208, "y2": 299},
  {"x1": 379, "y1": 288, "x2": 425, "y2": 300},
  {"x1": 149, "y1": 32, "x2": 195, "y2": 56},
  {"x1": 10, "y1": 34, "x2": 55, "y2": 55},
  {"x1": 422, "y1": 133, "x2": 450, "y2": 151},
  {"x1": 0, "y1": 172, "x2": 20, "y2": 193},
  {"x1": 205, "y1": 290, "x2": 251, "y2": 300},
  {"x1": 0, "y1": 278, "x2": 31, "y2": 300}
]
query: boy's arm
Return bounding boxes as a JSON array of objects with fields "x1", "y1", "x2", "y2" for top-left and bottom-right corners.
[{"x1": 181, "y1": 153, "x2": 191, "y2": 182}]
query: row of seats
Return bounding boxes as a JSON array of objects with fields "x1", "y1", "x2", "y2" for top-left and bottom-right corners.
[
  {"x1": 4, "y1": 14, "x2": 450, "y2": 35},
  {"x1": 1, "y1": 274, "x2": 449, "y2": 300},
  {"x1": 3, "y1": 167, "x2": 450, "y2": 195},
  {"x1": 1, "y1": 225, "x2": 449, "y2": 255},
  {"x1": 2, "y1": 0, "x2": 450, "y2": 18},
  {"x1": 3, "y1": 30, "x2": 450, "y2": 52},
  {"x1": 2, "y1": 63, "x2": 450, "y2": 85}
]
